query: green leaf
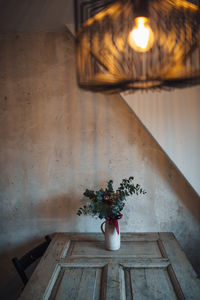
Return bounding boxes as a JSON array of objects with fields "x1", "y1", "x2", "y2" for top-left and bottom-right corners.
[
  {"x1": 107, "y1": 180, "x2": 114, "y2": 193},
  {"x1": 77, "y1": 176, "x2": 146, "y2": 220}
]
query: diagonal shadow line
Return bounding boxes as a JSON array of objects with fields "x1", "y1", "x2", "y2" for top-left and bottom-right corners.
[
  {"x1": 68, "y1": 25, "x2": 200, "y2": 223},
  {"x1": 119, "y1": 93, "x2": 200, "y2": 223}
]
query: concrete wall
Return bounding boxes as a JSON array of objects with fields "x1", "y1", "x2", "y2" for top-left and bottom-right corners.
[
  {"x1": 0, "y1": 31, "x2": 200, "y2": 298},
  {"x1": 122, "y1": 88, "x2": 200, "y2": 196},
  {"x1": 1, "y1": 0, "x2": 200, "y2": 198}
]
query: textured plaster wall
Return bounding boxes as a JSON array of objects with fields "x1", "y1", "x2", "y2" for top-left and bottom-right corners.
[
  {"x1": 0, "y1": 31, "x2": 200, "y2": 298},
  {"x1": 122, "y1": 88, "x2": 200, "y2": 196},
  {"x1": 1, "y1": 0, "x2": 200, "y2": 197}
]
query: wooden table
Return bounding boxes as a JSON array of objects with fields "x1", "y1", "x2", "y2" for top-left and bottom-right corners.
[{"x1": 19, "y1": 232, "x2": 200, "y2": 300}]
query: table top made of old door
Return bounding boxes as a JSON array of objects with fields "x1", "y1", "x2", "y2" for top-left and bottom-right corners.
[{"x1": 19, "y1": 232, "x2": 200, "y2": 300}]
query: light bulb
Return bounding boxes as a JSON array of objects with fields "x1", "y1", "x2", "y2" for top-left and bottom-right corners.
[{"x1": 128, "y1": 17, "x2": 154, "y2": 52}]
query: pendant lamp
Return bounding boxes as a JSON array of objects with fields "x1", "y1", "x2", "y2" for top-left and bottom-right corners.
[{"x1": 75, "y1": 0, "x2": 200, "y2": 93}]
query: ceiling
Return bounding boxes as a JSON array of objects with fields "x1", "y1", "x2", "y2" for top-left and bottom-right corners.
[{"x1": 0, "y1": 0, "x2": 199, "y2": 33}]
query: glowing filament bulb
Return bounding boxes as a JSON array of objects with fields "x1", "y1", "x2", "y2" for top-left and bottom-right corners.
[{"x1": 128, "y1": 17, "x2": 154, "y2": 52}]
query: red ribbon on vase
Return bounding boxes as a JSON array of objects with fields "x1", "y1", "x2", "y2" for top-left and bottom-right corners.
[{"x1": 106, "y1": 214, "x2": 123, "y2": 234}]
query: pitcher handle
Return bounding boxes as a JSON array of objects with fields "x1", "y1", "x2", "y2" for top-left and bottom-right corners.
[{"x1": 101, "y1": 221, "x2": 106, "y2": 235}]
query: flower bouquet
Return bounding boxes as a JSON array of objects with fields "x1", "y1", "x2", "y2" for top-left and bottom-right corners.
[{"x1": 77, "y1": 176, "x2": 146, "y2": 234}]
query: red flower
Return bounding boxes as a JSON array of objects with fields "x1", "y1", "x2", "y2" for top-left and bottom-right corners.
[{"x1": 105, "y1": 200, "x2": 112, "y2": 206}]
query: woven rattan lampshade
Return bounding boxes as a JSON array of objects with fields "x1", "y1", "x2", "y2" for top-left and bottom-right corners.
[{"x1": 75, "y1": 0, "x2": 200, "y2": 93}]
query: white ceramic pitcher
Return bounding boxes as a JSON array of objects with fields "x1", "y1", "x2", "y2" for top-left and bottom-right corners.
[{"x1": 101, "y1": 220, "x2": 120, "y2": 251}]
